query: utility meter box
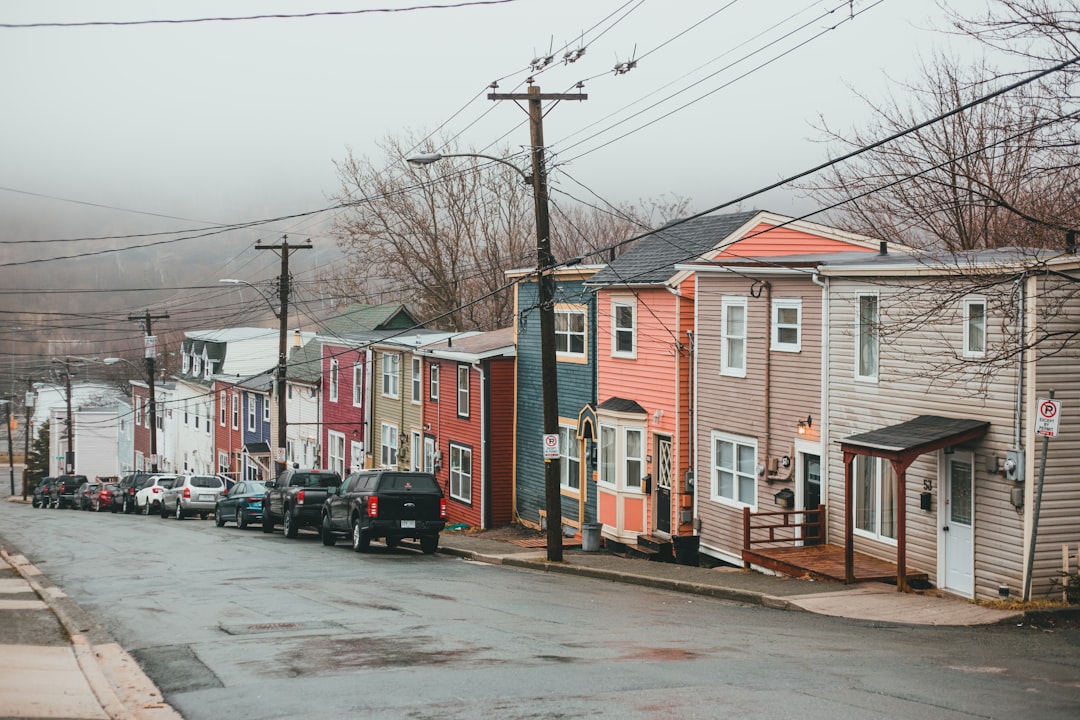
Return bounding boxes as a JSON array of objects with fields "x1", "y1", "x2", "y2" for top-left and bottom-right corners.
[{"x1": 1004, "y1": 450, "x2": 1025, "y2": 482}]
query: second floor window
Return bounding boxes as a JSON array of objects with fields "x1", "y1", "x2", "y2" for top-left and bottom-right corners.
[
  {"x1": 555, "y1": 307, "x2": 586, "y2": 358},
  {"x1": 721, "y1": 297, "x2": 747, "y2": 377},
  {"x1": 382, "y1": 353, "x2": 400, "y2": 398},
  {"x1": 856, "y1": 293, "x2": 879, "y2": 381},
  {"x1": 457, "y1": 365, "x2": 470, "y2": 418},
  {"x1": 353, "y1": 364, "x2": 363, "y2": 406},
  {"x1": 430, "y1": 364, "x2": 440, "y2": 401},
  {"x1": 246, "y1": 394, "x2": 256, "y2": 431},
  {"x1": 219, "y1": 391, "x2": 226, "y2": 426},
  {"x1": 231, "y1": 394, "x2": 239, "y2": 429},
  {"x1": 772, "y1": 299, "x2": 801, "y2": 352},
  {"x1": 412, "y1": 357, "x2": 422, "y2": 403},
  {"x1": 963, "y1": 297, "x2": 986, "y2": 358},
  {"x1": 612, "y1": 301, "x2": 636, "y2": 357}
]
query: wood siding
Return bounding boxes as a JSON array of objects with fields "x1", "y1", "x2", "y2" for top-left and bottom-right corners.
[
  {"x1": 321, "y1": 344, "x2": 367, "y2": 471},
  {"x1": 725, "y1": 223, "x2": 876, "y2": 256},
  {"x1": 486, "y1": 358, "x2": 515, "y2": 527},
  {"x1": 695, "y1": 274, "x2": 824, "y2": 563},
  {"x1": 370, "y1": 347, "x2": 422, "y2": 471}
]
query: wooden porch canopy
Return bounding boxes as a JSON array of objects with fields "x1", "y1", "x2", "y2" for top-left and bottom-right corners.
[{"x1": 840, "y1": 415, "x2": 990, "y2": 591}]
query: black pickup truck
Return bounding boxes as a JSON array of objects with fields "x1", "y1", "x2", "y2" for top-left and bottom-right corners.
[
  {"x1": 51, "y1": 474, "x2": 88, "y2": 510},
  {"x1": 262, "y1": 468, "x2": 342, "y2": 538},
  {"x1": 320, "y1": 470, "x2": 446, "y2": 554}
]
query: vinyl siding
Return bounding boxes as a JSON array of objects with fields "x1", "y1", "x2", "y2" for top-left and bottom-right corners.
[{"x1": 321, "y1": 345, "x2": 367, "y2": 471}]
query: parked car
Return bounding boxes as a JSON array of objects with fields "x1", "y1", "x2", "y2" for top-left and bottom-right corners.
[
  {"x1": 214, "y1": 480, "x2": 266, "y2": 529},
  {"x1": 161, "y1": 474, "x2": 226, "y2": 520},
  {"x1": 135, "y1": 474, "x2": 178, "y2": 516},
  {"x1": 78, "y1": 481, "x2": 101, "y2": 511},
  {"x1": 51, "y1": 475, "x2": 88, "y2": 509},
  {"x1": 32, "y1": 477, "x2": 55, "y2": 508},
  {"x1": 320, "y1": 470, "x2": 446, "y2": 554},
  {"x1": 91, "y1": 483, "x2": 119, "y2": 512},
  {"x1": 116, "y1": 472, "x2": 153, "y2": 514},
  {"x1": 262, "y1": 468, "x2": 342, "y2": 538}
]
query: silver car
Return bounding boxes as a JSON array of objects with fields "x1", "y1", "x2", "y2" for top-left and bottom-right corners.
[{"x1": 160, "y1": 474, "x2": 226, "y2": 520}]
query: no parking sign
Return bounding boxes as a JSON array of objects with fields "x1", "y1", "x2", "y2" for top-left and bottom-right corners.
[
  {"x1": 543, "y1": 433, "x2": 560, "y2": 459},
  {"x1": 1036, "y1": 398, "x2": 1061, "y2": 438}
]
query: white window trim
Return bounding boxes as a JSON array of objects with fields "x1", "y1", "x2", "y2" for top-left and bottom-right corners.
[
  {"x1": 449, "y1": 443, "x2": 472, "y2": 504},
  {"x1": 624, "y1": 427, "x2": 644, "y2": 491},
  {"x1": 263, "y1": 396, "x2": 270, "y2": 423},
  {"x1": 853, "y1": 455, "x2": 899, "y2": 545},
  {"x1": 182, "y1": 353, "x2": 190, "y2": 374},
  {"x1": 855, "y1": 292, "x2": 879, "y2": 382},
  {"x1": 429, "y1": 363, "x2": 440, "y2": 401},
  {"x1": 411, "y1": 431, "x2": 422, "y2": 471},
  {"x1": 598, "y1": 424, "x2": 617, "y2": 489},
  {"x1": 411, "y1": 356, "x2": 422, "y2": 405},
  {"x1": 350, "y1": 440, "x2": 364, "y2": 472},
  {"x1": 559, "y1": 424, "x2": 580, "y2": 492},
  {"x1": 327, "y1": 430, "x2": 346, "y2": 477},
  {"x1": 554, "y1": 305, "x2": 588, "y2": 361},
  {"x1": 962, "y1": 296, "x2": 987, "y2": 359},
  {"x1": 710, "y1": 430, "x2": 758, "y2": 509},
  {"x1": 353, "y1": 364, "x2": 363, "y2": 407},
  {"x1": 611, "y1": 299, "x2": 637, "y2": 359},
  {"x1": 380, "y1": 422, "x2": 399, "y2": 468},
  {"x1": 382, "y1": 353, "x2": 400, "y2": 399},
  {"x1": 246, "y1": 393, "x2": 256, "y2": 432},
  {"x1": 423, "y1": 436, "x2": 436, "y2": 474},
  {"x1": 231, "y1": 393, "x2": 239, "y2": 430},
  {"x1": 329, "y1": 359, "x2": 339, "y2": 403},
  {"x1": 457, "y1": 364, "x2": 470, "y2": 418},
  {"x1": 771, "y1": 298, "x2": 802, "y2": 352},
  {"x1": 219, "y1": 391, "x2": 227, "y2": 427},
  {"x1": 720, "y1": 296, "x2": 747, "y2": 378}
]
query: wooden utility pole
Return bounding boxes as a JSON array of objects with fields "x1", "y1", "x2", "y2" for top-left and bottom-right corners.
[
  {"x1": 489, "y1": 83, "x2": 586, "y2": 562},
  {"x1": 128, "y1": 311, "x2": 169, "y2": 473},
  {"x1": 22, "y1": 379, "x2": 33, "y2": 499},
  {"x1": 256, "y1": 236, "x2": 312, "y2": 477}
]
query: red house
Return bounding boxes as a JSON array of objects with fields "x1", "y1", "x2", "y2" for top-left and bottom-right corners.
[{"x1": 419, "y1": 328, "x2": 515, "y2": 530}]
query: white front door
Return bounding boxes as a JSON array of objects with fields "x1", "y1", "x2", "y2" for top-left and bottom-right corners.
[{"x1": 942, "y1": 453, "x2": 974, "y2": 597}]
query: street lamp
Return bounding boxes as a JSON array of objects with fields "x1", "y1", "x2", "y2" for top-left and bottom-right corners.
[
  {"x1": 407, "y1": 148, "x2": 563, "y2": 561},
  {"x1": 220, "y1": 279, "x2": 281, "y2": 318}
]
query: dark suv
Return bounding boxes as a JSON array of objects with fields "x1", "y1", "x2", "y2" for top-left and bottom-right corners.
[
  {"x1": 52, "y1": 475, "x2": 88, "y2": 509},
  {"x1": 32, "y1": 477, "x2": 55, "y2": 508},
  {"x1": 116, "y1": 472, "x2": 153, "y2": 514},
  {"x1": 321, "y1": 470, "x2": 446, "y2": 554}
]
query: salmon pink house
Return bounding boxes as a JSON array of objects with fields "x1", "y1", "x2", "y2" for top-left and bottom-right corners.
[{"x1": 587, "y1": 210, "x2": 881, "y2": 560}]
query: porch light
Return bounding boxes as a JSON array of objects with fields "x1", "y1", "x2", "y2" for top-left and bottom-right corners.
[{"x1": 797, "y1": 415, "x2": 813, "y2": 434}]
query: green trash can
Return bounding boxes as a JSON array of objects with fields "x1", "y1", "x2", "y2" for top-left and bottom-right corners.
[{"x1": 581, "y1": 522, "x2": 602, "y2": 552}]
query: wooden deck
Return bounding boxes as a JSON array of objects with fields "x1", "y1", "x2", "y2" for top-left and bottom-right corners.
[{"x1": 742, "y1": 543, "x2": 929, "y2": 585}]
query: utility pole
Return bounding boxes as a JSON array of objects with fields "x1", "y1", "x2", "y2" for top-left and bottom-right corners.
[
  {"x1": 128, "y1": 311, "x2": 169, "y2": 473},
  {"x1": 4, "y1": 399, "x2": 13, "y2": 494},
  {"x1": 22, "y1": 380, "x2": 33, "y2": 499},
  {"x1": 256, "y1": 236, "x2": 311, "y2": 476},
  {"x1": 489, "y1": 82, "x2": 586, "y2": 562}
]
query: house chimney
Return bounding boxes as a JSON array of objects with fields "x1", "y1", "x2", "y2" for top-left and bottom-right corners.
[
  {"x1": 1067, "y1": 230, "x2": 1076, "y2": 255},
  {"x1": 879, "y1": 241, "x2": 888, "y2": 256}
]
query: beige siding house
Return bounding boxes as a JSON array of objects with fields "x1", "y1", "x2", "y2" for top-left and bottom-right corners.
[{"x1": 820, "y1": 249, "x2": 1080, "y2": 601}]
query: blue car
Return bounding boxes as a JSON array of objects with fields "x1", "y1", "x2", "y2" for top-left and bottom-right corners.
[{"x1": 214, "y1": 480, "x2": 266, "y2": 529}]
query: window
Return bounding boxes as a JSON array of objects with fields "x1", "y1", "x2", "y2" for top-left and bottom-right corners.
[
  {"x1": 963, "y1": 297, "x2": 986, "y2": 358},
  {"x1": 182, "y1": 353, "x2": 190, "y2": 374},
  {"x1": 329, "y1": 359, "x2": 339, "y2": 402},
  {"x1": 263, "y1": 397, "x2": 270, "y2": 423},
  {"x1": 381, "y1": 353, "x2": 400, "y2": 398},
  {"x1": 353, "y1": 364, "x2": 363, "y2": 406},
  {"x1": 771, "y1": 299, "x2": 802, "y2": 352},
  {"x1": 231, "y1": 394, "x2": 239, "y2": 430},
  {"x1": 183, "y1": 400, "x2": 189, "y2": 425},
  {"x1": 555, "y1": 306, "x2": 587, "y2": 359},
  {"x1": 380, "y1": 423, "x2": 399, "y2": 468},
  {"x1": 218, "y1": 452, "x2": 229, "y2": 476},
  {"x1": 192, "y1": 355, "x2": 201, "y2": 376},
  {"x1": 612, "y1": 300, "x2": 636, "y2": 357},
  {"x1": 449, "y1": 444, "x2": 472, "y2": 503},
  {"x1": 219, "y1": 391, "x2": 226, "y2": 427},
  {"x1": 559, "y1": 425, "x2": 580, "y2": 491},
  {"x1": 246, "y1": 394, "x2": 256, "y2": 432},
  {"x1": 599, "y1": 425, "x2": 616, "y2": 486},
  {"x1": 135, "y1": 397, "x2": 142, "y2": 426},
  {"x1": 411, "y1": 357, "x2": 422, "y2": 404},
  {"x1": 429, "y1": 364, "x2": 440, "y2": 401},
  {"x1": 350, "y1": 441, "x2": 364, "y2": 471},
  {"x1": 721, "y1": 297, "x2": 747, "y2": 377},
  {"x1": 411, "y1": 431, "x2": 422, "y2": 471},
  {"x1": 711, "y1": 431, "x2": 757, "y2": 507},
  {"x1": 327, "y1": 431, "x2": 345, "y2": 477},
  {"x1": 424, "y1": 436, "x2": 436, "y2": 473},
  {"x1": 625, "y1": 428, "x2": 643, "y2": 489},
  {"x1": 856, "y1": 293, "x2": 879, "y2": 381},
  {"x1": 854, "y1": 455, "x2": 897, "y2": 542},
  {"x1": 457, "y1": 365, "x2": 470, "y2": 418}
]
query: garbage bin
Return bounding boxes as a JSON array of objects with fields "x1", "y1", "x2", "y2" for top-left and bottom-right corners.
[{"x1": 581, "y1": 522, "x2": 602, "y2": 552}]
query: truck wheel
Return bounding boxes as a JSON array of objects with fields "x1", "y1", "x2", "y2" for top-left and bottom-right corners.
[
  {"x1": 351, "y1": 518, "x2": 370, "y2": 553},
  {"x1": 283, "y1": 509, "x2": 298, "y2": 538},
  {"x1": 321, "y1": 516, "x2": 336, "y2": 546},
  {"x1": 262, "y1": 513, "x2": 273, "y2": 533},
  {"x1": 420, "y1": 535, "x2": 439, "y2": 555}
]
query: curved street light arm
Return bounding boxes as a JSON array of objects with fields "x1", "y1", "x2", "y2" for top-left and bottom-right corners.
[
  {"x1": 406, "y1": 152, "x2": 531, "y2": 184},
  {"x1": 220, "y1": 278, "x2": 280, "y2": 318}
]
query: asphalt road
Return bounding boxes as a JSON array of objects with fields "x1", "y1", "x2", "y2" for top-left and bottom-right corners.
[{"x1": 4, "y1": 494, "x2": 1079, "y2": 720}]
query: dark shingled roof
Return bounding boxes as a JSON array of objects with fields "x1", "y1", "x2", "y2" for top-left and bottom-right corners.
[
  {"x1": 588, "y1": 210, "x2": 760, "y2": 286},
  {"x1": 597, "y1": 397, "x2": 647, "y2": 414},
  {"x1": 841, "y1": 416, "x2": 990, "y2": 457}
]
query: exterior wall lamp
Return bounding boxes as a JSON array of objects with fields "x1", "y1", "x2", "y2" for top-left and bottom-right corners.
[{"x1": 797, "y1": 415, "x2": 813, "y2": 435}]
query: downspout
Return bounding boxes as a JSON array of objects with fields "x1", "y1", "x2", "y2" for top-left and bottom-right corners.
[
  {"x1": 811, "y1": 272, "x2": 829, "y2": 530},
  {"x1": 667, "y1": 283, "x2": 686, "y2": 535},
  {"x1": 1014, "y1": 274, "x2": 1025, "y2": 451},
  {"x1": 691, "y1": 273, "x2": 701, "y2": 535},
  {"x1": 762, "y1": 281, "x2": 772, "y2": 480},
  {"x1": 473, "y1": 360, "x2": 488, "y2": 529}
]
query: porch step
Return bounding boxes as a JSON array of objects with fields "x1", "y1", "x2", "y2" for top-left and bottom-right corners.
[{"x1": 636, "y1": 534, "x2": 674, "y2": 562}]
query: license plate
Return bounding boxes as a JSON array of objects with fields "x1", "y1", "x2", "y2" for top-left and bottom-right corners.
[
  {"x1": 400, "y1": 519, "x2": 416, "y2": 529},
  {"x1": 199, "y1": 494, "x2": 213, "y2": 502}
]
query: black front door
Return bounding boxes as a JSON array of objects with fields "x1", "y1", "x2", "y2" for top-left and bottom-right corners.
[
  {"x1": 802, "y1": 453, "x2": 821, "y2": 545},
  {"x1": 655, "y1": 435, "x2": 672, "y2": 534}
]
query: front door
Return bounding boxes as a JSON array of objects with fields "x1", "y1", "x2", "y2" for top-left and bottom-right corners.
[
  {"x1": 801, "y1": 453, "x2": 822, "y2": 545},
  {"x1": 943, "y1": 453, "x2": 974, "y2": 597},
  {"x1": 654, "y1": 435, "x2": 672, "y2": 535}
]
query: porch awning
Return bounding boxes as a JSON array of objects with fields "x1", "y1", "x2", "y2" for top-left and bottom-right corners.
[
  {"x1": 839, "y1": 415, "x2": 990, "y2": 590},
  {"x1": 840, "y1": 415, "x2": 990, "y2": 464},
  {"x1": 244, "y1": 442, "x2": 271, "y2": 455}
]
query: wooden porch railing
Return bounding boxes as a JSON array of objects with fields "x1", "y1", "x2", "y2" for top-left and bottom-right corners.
[{"x1": 743, "y1": 504, "x2": 826, "y2": 551}]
